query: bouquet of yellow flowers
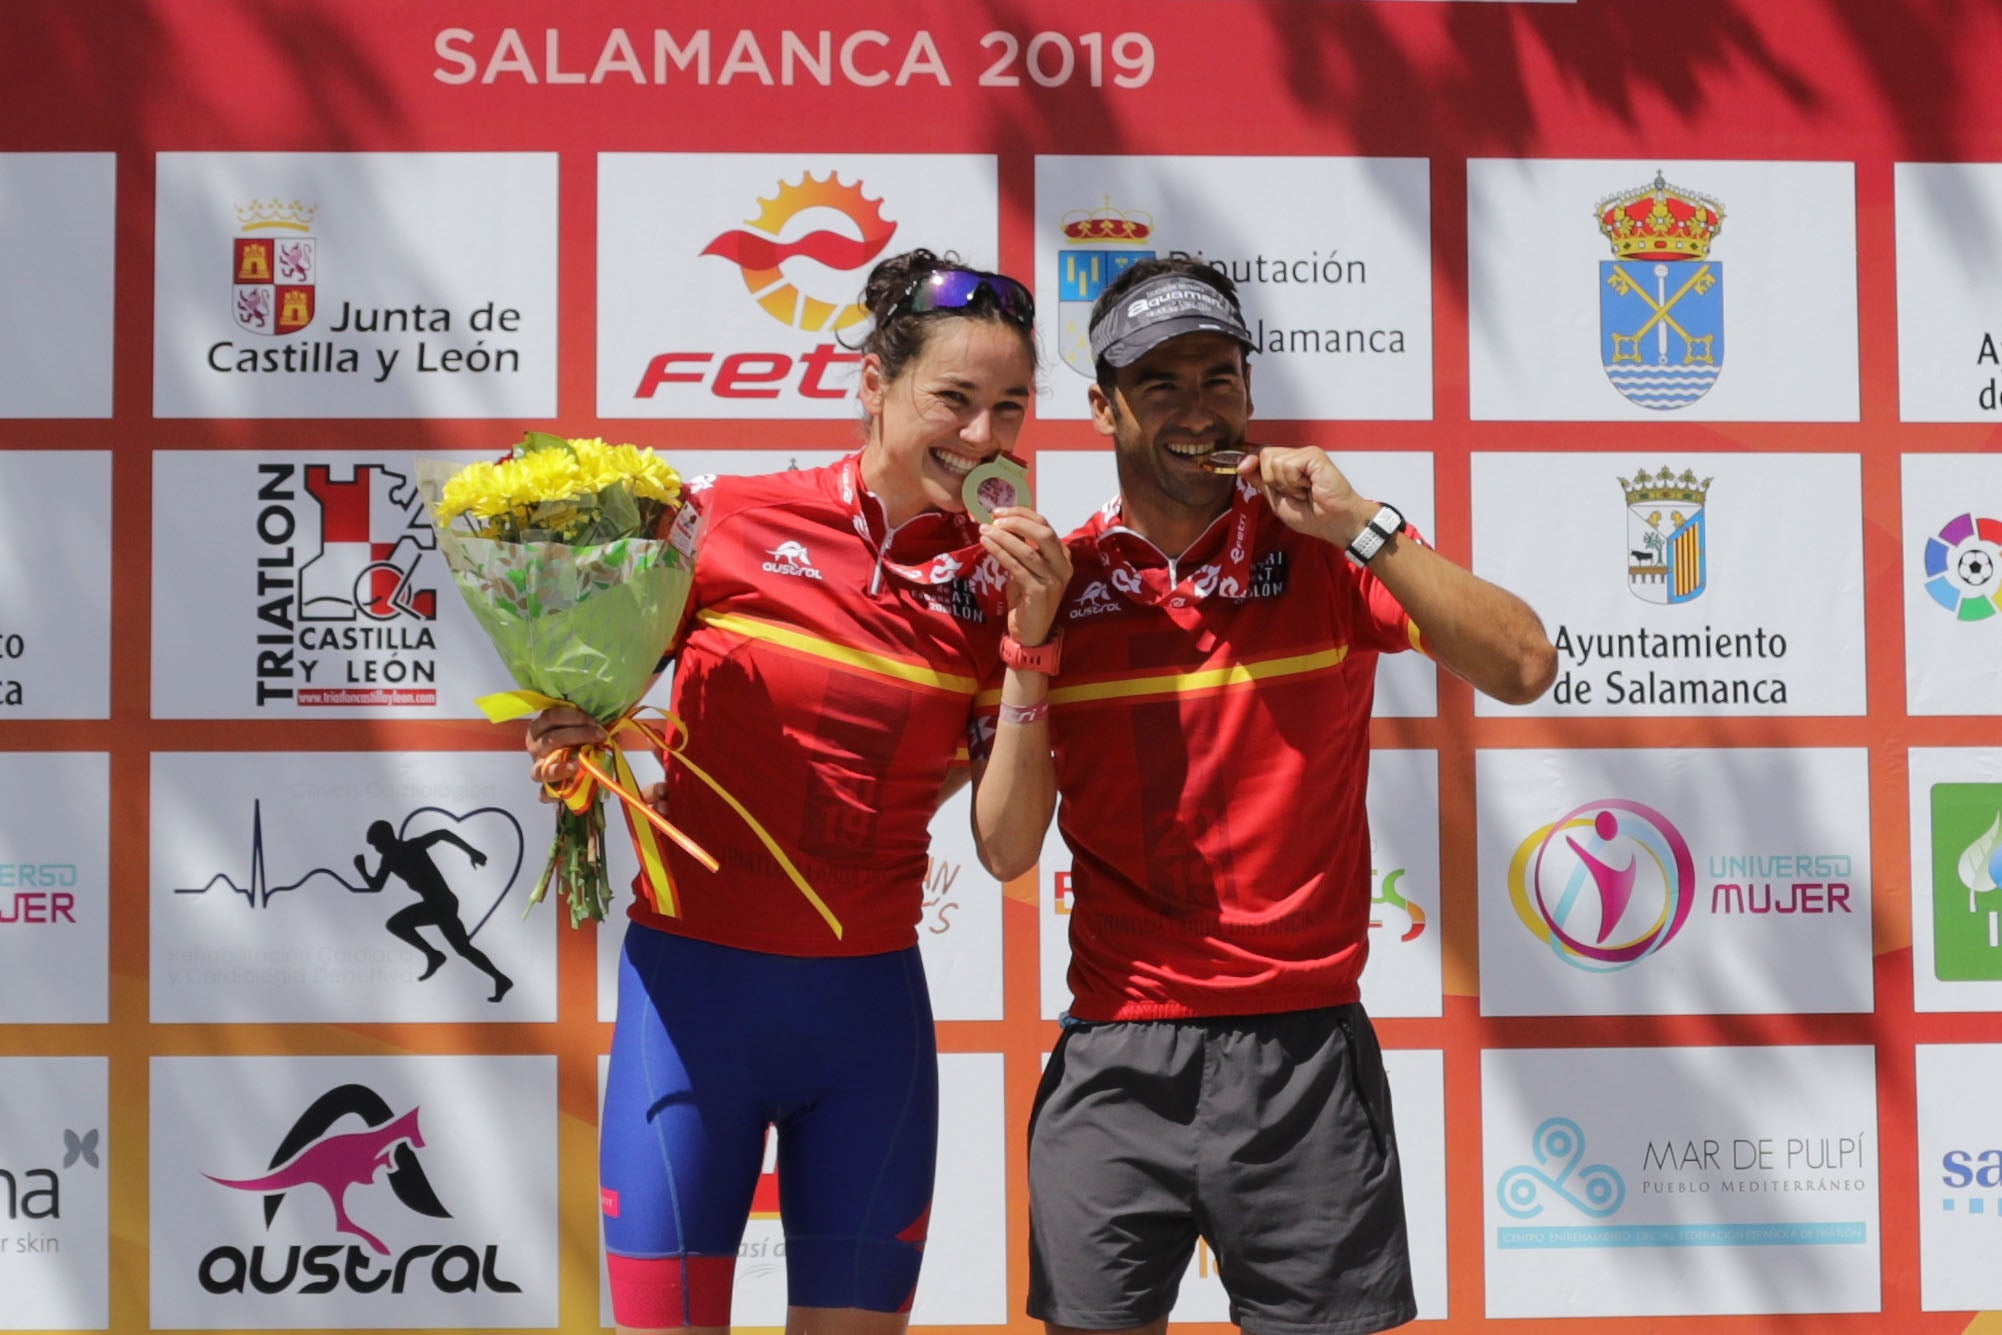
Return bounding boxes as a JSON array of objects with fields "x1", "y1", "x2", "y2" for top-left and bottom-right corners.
[{"x1": 422, "y1": 432, "x2": 708, "y2": 926}]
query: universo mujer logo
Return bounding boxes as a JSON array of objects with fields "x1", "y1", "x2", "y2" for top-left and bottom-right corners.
[{"x1": 1508, "y1": 799, "x2": 1697, "y2": 972}]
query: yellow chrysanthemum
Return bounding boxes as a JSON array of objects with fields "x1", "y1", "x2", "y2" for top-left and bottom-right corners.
[
  {"x1": 437, "y1": 460, "x2": 510, "y2": 523},
  {"x1": 509, "y1": 447, "x2": 584, "y2": 505}
]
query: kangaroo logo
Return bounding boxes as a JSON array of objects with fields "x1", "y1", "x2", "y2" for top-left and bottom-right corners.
[
  {"x1": 206, "y1": 1084, "x2": 450, "y2": 1256},
  {"x1": 762, "y1": 540, "x2": 822, "y2": 579}
]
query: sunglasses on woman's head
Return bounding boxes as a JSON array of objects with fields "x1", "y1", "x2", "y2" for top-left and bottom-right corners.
[{"x1": 897, "y1": 268, "x2": 1036, "y2": 325}]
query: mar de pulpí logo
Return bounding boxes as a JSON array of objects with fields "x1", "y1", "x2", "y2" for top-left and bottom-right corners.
[{"x1": 196, "y1": 1083, "x2": 521, "y2": 1297}]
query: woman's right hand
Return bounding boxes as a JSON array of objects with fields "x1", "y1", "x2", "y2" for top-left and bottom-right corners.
[{"x1": 525, "y1": 707, "x2": 606, "y2": 787}]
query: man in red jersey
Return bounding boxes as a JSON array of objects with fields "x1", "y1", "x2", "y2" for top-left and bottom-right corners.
[{"x1": 996, "y1": 256, "x2": 1556, "y2": 1335}]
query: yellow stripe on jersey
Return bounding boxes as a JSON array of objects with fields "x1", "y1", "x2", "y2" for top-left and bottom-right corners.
[
  {"x1": 1407, "y1": 618, "x2": 1426, "y2": 653},
  {"x1": 696, "y1": 609, "x2": 981, "y2": 695},
  {"x1": 1048, "y1": 646, "x2": 1350, "y2": 706}
]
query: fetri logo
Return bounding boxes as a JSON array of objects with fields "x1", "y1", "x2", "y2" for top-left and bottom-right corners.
[
  {"x1": 702, "y1": 174, "x2": 893, "y2": 332},
  {"x1": 634, "y1": 172, "x2": 896, "y2": 400},
  {"x1": 197, "y1": 1082, "x2": 520, "y2": 1295},
  {"x1": 1508, "y1": 799, "x2": 1697, "y2": 972}
]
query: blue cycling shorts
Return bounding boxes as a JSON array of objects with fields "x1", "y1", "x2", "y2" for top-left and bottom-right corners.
[{"x1": 601, "y1": 924, "x2": 938, "y2": 1327}]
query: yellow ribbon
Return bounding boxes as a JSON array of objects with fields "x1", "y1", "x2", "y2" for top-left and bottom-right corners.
[{"x1": 478, "y1": 690, "x2": 843, "y2": 939}]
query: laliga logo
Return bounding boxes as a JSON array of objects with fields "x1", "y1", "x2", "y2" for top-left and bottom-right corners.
[
  {"x1": 1509, "y1": 799, "x2": 1696, "y2": 972},
  {"x1": 635, "y1": 173, "x2": 896, "y2": 401}
]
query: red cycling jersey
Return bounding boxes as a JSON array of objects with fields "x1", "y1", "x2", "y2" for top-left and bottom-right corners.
[
  {"x1": 631, "y1": 457, "x2": 1005, "y2": 956},
  {"x1": 1049, "y1": 487, "x2": 1426, "y2": 1020}
]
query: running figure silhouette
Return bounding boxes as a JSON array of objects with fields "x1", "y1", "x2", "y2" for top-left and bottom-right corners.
[{"x1": 353, "y1": 820, "x2": 514, "y2": 1002}]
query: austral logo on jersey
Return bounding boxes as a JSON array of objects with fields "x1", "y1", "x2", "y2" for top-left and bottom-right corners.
[
  {"x1": 1057, "y1": 198, "x2": 1155, "y2": 378},
  {"x1": 635, "y1": 172, "x2": 895, "y2": 400},
  {"x1": 196, "y1": 1083, "x2": 520, "y2": 1297},
  {"x1": 234, "y1": 199, "x2": 318, "y2": 337},
  {"x1": 252, "y1": 461, "x2": 441, "y2": 707},
  {"x1": 1622, "y1": 466, "x2": 1709, "y2": 605},
  {"x1": 1597, "y1": 173, "x2": 1725, "y2": 410}
]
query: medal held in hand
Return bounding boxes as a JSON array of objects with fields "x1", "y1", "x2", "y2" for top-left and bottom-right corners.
[{"x1": 963, "y1": 454, "x2": 1032, "y2": 523}]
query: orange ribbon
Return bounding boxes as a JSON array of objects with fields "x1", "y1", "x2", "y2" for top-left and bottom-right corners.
[{"x1": 479, "y1": 692, "x2": 842, "y2": 938}]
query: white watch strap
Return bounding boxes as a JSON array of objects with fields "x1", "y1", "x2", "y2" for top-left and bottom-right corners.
[{"x1": 1346, "y1": 504, "x2": 1402, "y2": 567}]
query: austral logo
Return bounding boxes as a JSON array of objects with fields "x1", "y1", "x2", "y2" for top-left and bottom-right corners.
[
  {"x1": 1621, "y1": 466, "x2": 1710, "y2": 604},
  {"x1": 1596, "y1": 173, "x2": 1725, "y2": 410},
  {"x1": 197, "y1": 1084, "x2": 520, "y2": 1296},
  {"x1": 1057, "y1": 198, "x2": 1155, "y2": 378},
  {"x1": 635, "y1": 172, "x2": 895, "y2": 400},
  {"x1": 233, "y1": 199, "x2": 317, "y2": 337},
  {"x1": 253, "y1": 461, "x2": 441, "y2": 707}
]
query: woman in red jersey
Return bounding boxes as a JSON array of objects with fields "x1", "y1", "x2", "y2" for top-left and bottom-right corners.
[{"x1": 528, "y1": 249, "x2": 1068, "y2": 1335}]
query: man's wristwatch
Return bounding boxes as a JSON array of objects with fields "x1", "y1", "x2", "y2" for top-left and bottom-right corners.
[
  {"x1": 1345, "y1": 503, "x2": 1405, "y2": 568},
  {"x1": 999, "y1": 632, "x2": 1062, "y2": 675}
]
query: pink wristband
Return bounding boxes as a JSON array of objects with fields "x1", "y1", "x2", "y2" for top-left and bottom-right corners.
[{"x1": 998, "y1": 700, "x2": 1049, "y2": 726}]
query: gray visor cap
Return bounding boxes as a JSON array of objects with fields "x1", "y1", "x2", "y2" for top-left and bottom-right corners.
[{"x1": 1089, "y1": 273, "x2": 1256, "y2": 368}]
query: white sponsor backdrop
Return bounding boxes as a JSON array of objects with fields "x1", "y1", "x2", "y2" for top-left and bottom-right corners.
[
  {"x1": 1901, "y1": 453, "x2": 2002, "y2": 715},
  {"x1": 154, "y1": 153, "x2": 559, "y2": 419},
  {"x1": 151, "y1": 450, "x2": 508, "y2": 719},
  {"x1": 150, "y1": 751, "x2": 556, "y2": 1023},
  {"x1": 1468, "y1": 159, "x2": 1859, "y2": 421},
  {"x1": 597, "y1": 154, "x2": 1000, "y2": 419},
  {"x1": 1483, "y1": 1045, "x2": 1881, "y2": 1318},
  {"x1": 149, "y1": 1055, "x2": 559, "y2": 1331},
  {"x1": 1477, "y1": 747, "x2": 1874, "y2": 1017},
  {"x1": 0, "y1": 1057, "x2": 108, "y2": 1331},
  {"x1": 0, "y1": 154, "x2": 114, "y2": 418},
  {"x1": 0, "y1": 451, "x2": 111, "y2": 718},
  {"x1": 0, "y1": 752, "x2": 107, "y2": 1024},
  {"x1": 1470, "y1": 452, "x2": 1867, "y2": 716},
  {"x1": 1896, "y1": 162, "x2": 2002, "y2": 421},
  {"x1": 1033, "y1": 155, "x2": 1434, "y2": 422}
]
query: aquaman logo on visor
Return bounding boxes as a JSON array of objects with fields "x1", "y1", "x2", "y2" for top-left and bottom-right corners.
[{"x1": 1088, "y1": 273, "x2": 1256, "y2": 368}]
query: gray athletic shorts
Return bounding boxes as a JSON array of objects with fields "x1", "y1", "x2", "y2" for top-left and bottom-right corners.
[{"x1": 1027, "y1": 1003, "x2": 1416, "y2": 1335}]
